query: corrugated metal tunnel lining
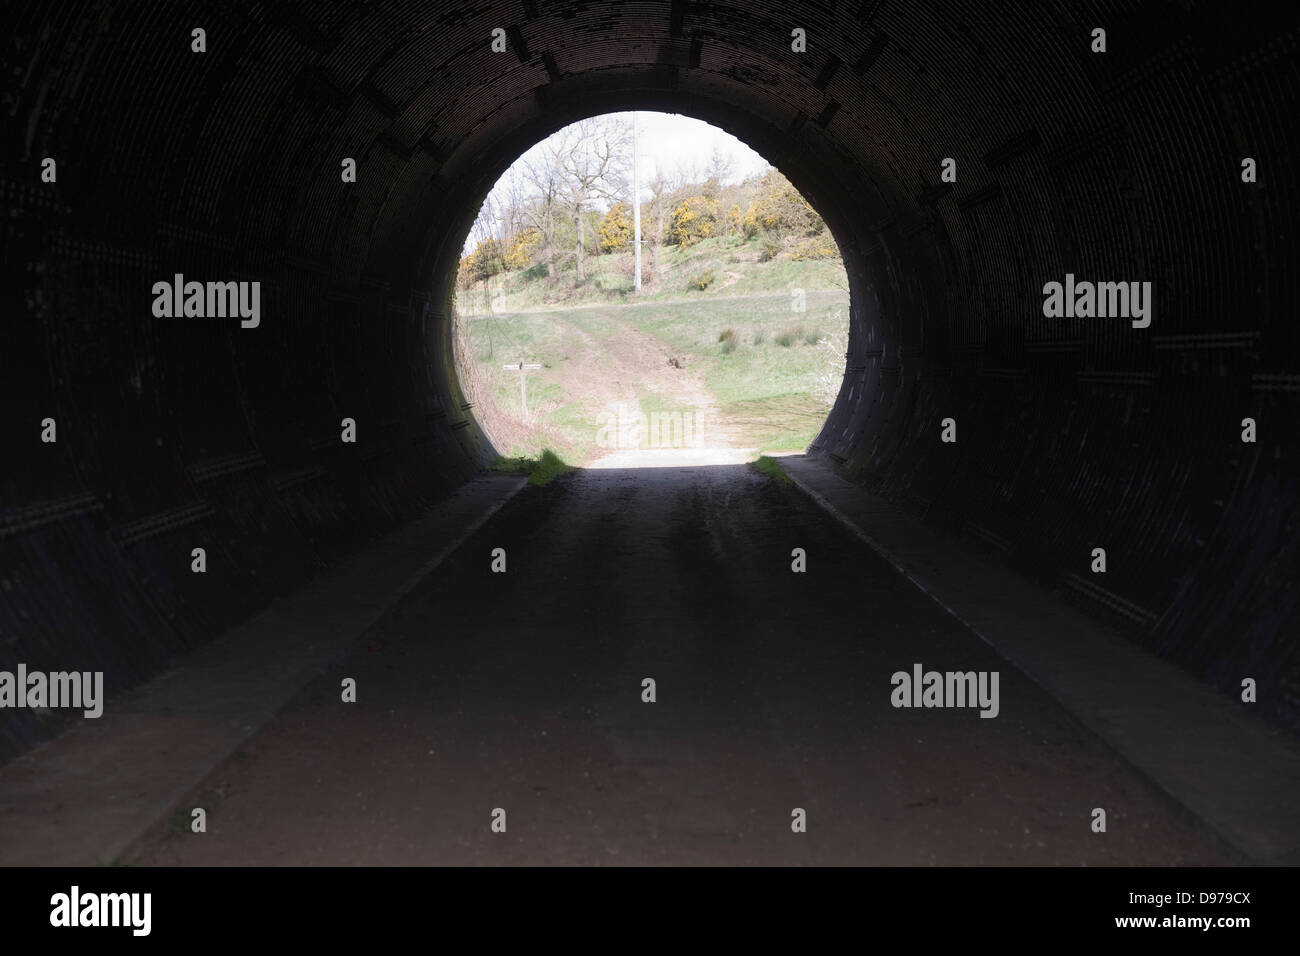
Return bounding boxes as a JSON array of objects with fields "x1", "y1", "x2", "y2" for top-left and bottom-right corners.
[{"x1": 1, "y1": 0, "x2": 1297, "y2": 762}]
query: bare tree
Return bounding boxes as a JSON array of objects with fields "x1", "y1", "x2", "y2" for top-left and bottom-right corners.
[
  {"x1": 549, "y1": 116, "x2": 631, "y2": 280},
  {"x1": 646, "y1": 169, "x2": 670, "y2": 247},
  {"x1": 703, "y1": 145, "x2": 735, "y2": 195},
  {"x1": 458, "y1": 194, "x2": 509, "y2": 312},
  {"x1": 646, "y1": 158, "x2": 696, "y2": 247},
  {"x1": 515, "y1": 159, "x2": 562, "y2": 278}
]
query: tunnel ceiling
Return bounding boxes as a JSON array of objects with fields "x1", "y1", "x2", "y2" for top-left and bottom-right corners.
[{"x1": 2, "y1": 0, "x2": 1299, "y2": 757}]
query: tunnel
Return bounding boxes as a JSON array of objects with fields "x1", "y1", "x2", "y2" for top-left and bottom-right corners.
[{"x1": 2, "y1": 0, "x2": 1299, "y2": 869}]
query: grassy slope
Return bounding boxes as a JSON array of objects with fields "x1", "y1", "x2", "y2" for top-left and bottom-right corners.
[
  {"x1": 456, "y1": 236, "x2": 850, "y2": 460},
  {"x1": 618, "y1": 291, "x2": 848, "y2": 450},
  {"x1": 461, "y1": 235, "x2": 848, "y2": 313},
  {"x1": 461, "y1": 310, "x2": 606, "y2": 464}
]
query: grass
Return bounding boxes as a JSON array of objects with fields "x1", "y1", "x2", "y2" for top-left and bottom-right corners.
[
  {"x1": 721, "y1": 394, "x2": 829, "y2": 450},
  {"x1": 458, "y1": 310, "x2": 603, "y2": 464},
  {"x1": 456, "y1": 235, "x2": 848, "y2": 314},
  {"x1": 637, "y1": 390, "x2": 701, "y2": 448},
  {"x1": 638, "y1": 391, "x2": 691, "y2": 419},
  {"x1": 494, "y1": 449, "x2": 573, "y2": 486},
  {"x1": 458, "y1": 290, "x2": 847, "y2": 457},
  {"x1": 751, "y1": 455, "x2": 793, "y2": 484},
  {"x1": 454, "y1": 243, "x2": 850, "y2": 460},
  {"x1": 626, "y1": 293, "x2": 845, "y2": 451}
]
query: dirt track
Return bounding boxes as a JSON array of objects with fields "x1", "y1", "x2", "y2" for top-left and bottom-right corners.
[
  {"x1": 467, "y1": 305, "x2": 748, "y2": 463},
  {"x1": 125, "y1": 459, "x2": 1226, "y2": 865}
]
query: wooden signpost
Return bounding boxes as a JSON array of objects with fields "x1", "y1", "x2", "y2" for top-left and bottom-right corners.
[{"x1": 502, "y1": 361, "x2": 542, "y2": 423}]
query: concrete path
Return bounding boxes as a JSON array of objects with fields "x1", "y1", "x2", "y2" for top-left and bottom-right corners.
[
  {"x1": 782, "y1": 454, "x2": 1300, "y2": 864},
  {"x1": 0, "y1": 473, "x2": 526, "y2": 866},
  {"x1": 118, "y1": 454, "x2": 1228, "y2": 865}
]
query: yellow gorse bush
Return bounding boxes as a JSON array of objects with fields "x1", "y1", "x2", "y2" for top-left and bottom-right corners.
[
  {"x1": 599, "y1": 203, "x2": 632, "y2": 252},
  {"x1": 669, "y1": 195, "x2": 719, "y2": 246}
]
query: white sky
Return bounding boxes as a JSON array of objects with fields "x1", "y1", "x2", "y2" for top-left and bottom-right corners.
[
  {"x1": 633, "y1": 111, "x2": 770, "y2": 185},
  {"x1": 464, "y1": 112, "x2": 771, "y2": 254}
]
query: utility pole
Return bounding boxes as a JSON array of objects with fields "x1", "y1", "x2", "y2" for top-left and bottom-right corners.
[
  {"x1": 632, "y1": 112, "x2": 642, "y2": 292},
  {"x1": 502, "y1": 361, "x2": 542, "y2": 423}
]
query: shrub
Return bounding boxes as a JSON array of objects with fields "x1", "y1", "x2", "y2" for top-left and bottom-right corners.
[
  {"x1": 719, "y1": 328, "x2": 738, "y2": 353},
  {"x1": 749, "y1": 169, "x2": 826, "y2": 236},
  {"x1": 804, "y1": 329, "x2": 821, "y2": 345},
  {"x1": 726, "y1": 204, "x2": 744, "y2": 239},
  {"x1": 775, "y1": 330, "x2": 795, "y2": 347},
  {"x1": 504, "y1": 228, "x2": 543, "y2": 270},
  {"x1": 466, "y1": 237, "x2": 505, "y2": 281},
  {"x1": 670, "y1": 195, "x2": 720, "y2": 247},
  {"x1": 752, "y1": 330, "x2": 765, "y2": 345},
  {"x1": 789, "y1": 232, "x2": 839, "y2": 261},
  {"x1": 598, "y1": 203, "x2": 632, "y2": 253},
  {"x1": 718, "y1": 328, "x2": 737, "y2": 343},
  {"x1": 759, "y1": 236, "x2": 782, "y2": 262},
  {"x1": 690, "y1": 270, "x2": 716, "y2": 291}
]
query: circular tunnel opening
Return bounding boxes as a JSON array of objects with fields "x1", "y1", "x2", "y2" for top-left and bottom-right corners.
[
  {"x1": 448, "y1": 110, "x2": 852, "y2": 469},
  {"x1": 406, "y1": 79, "x2": 891, "y2": 483}
]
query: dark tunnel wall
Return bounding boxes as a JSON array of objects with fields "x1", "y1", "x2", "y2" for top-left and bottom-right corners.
[{"x1": 2, "y1": 0, "x2": 1297, "y2": 759}]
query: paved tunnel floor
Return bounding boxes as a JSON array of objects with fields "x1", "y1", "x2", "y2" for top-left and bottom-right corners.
[{"x1": 123, "y1": 458, "x2": 1227, "y2": 865}]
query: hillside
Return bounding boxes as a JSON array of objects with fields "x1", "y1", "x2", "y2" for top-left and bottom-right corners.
[
  {"x1": 454, "y1": 237, "x2": 850, "y2": 466},
  {"x1": 456, "y1": 233, "x2": 846, "y2": 315}
]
